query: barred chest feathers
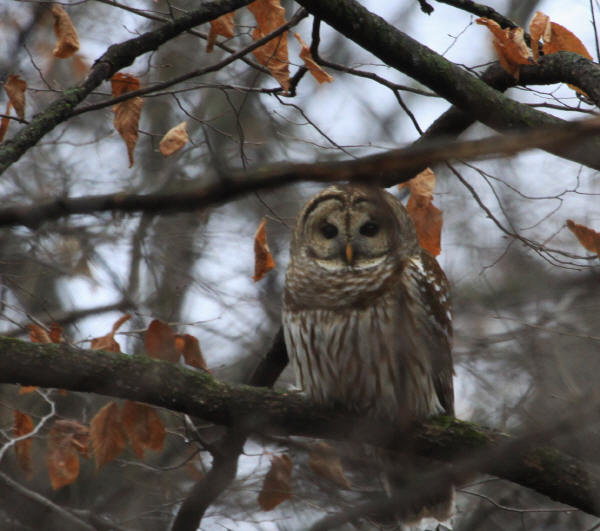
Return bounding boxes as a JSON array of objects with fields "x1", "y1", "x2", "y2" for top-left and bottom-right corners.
[{"x1": 282, "y1": 254, "x2": 448, "y2": 421}]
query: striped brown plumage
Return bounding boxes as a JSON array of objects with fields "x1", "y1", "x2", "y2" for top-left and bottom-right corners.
[{"x1": 282, "y1": 185, "x2": 454, "y2": 527}]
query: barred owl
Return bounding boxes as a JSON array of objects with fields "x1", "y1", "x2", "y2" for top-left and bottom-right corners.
[{"x1": 282, "y1": 184, "x2": 454, "y2": 523}]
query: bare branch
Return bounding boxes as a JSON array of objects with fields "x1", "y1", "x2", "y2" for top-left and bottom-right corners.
[{"x1": 2, "y1": 119, "x2": 600, "y2": 229}]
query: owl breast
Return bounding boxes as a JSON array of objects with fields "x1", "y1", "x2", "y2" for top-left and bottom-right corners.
[{"x1": 282, "y1": 283, "x2": 444, "y2": 421}]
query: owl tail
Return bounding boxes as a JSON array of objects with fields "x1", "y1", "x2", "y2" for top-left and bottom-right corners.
[{"x1": 374, "y1": 450, "x2": 455, "y2": 531}]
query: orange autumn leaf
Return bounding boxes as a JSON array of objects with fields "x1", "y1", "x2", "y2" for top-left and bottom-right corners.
[
  {"x1": 144, "y1": 319, "x2": 180, "y2": 363},
  {"x1": 567, "y1": 219, "x2": 600, "y2": 257},
  {"x1": 308, "y1": 442, "x2": 350, "y2": 488},
  {"x1": 294, "y1": 33, "x2": 333, "y2": 84},
  {"x1": 4, "y1": 75, "x2": 27, "y2": 120},
  {"x1": 476, "y1": 18, "x2": 531, "y2": 79},
  {"x1": 159, "y1": 121, "x2": 189, "y2": 157},
  {"x1": 49, "y1": 322, "x2": 62, "y2": 343},
  {"x1": 111, "y1": 72, "x2": 140, "y2": 97},
  {"x1": 175, "y1": 334, "x2": 208, "y2": 370},
  {"x1": 90, "y1": 314, "x2": 131, "y2": 353},
  {"x1": 90, "y1": 402, "x2": 127, "y2": 470},
  {"x1": 249, "y1": 0, "x2": 290, "y2": 91},
  {"x1": 121, "y1": 401, "x2": 165, "y2": 459},
  {"x1": 14, "y1": 410, "x2": 34, "y2": 479},
  {"x1": 258, "y1": 454, "x2": 293, "y2": 510},
  {"x1": 400, "y1": 168, "x2": 443, "y2": 256},
  {"x1": 28, "y1": 323, "x2": 52, "y2": 343},
  {"x1": 111, "y1": 73, "x2": 142, "y2": 167},
  {"x1": 0, "y1": 102, "x2": 11, "y2": 142},
  {"x1": 19, "y1": 386, "x2": 38, "y2": 395},
  {"x1": 530, "y1": 12, "x2": 593, "y2": 95},
  {"x1": 207, "y1": 12, "x2": 235, "y2": 53},
  {"x1": 529, "y1": 11, "x2": 551, "y2": 61},
  {"x1": 46, "y1": 419, "x2": 90, "y2": 490},
  {"x1": 51, "y1": 4, "x2": 80, "y2": 58},
  {"x1": 253, "y1": 217, "x2": 276, "y2": 282}
]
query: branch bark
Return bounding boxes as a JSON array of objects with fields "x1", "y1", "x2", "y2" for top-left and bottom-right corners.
[
  {"x1": 1, "y1": 117, "x2": 599, "y2": 229},
  {"x1": 1, "y1": 336, "x2": 599, "y2": 519}
]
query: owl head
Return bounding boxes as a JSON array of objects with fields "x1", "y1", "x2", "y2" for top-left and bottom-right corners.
[{"x1": 290, "y1": 184, "x2": 419, "y2": 271}]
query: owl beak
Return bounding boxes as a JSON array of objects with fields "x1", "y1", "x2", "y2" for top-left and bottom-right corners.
[{"x1": 345, "y1": 243, "x2": 354, "y2": 265}]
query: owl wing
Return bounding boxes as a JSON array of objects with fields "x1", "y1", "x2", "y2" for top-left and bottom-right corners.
[{"x1": 398, "y1": 250, "x2": 454, "y2": 416}]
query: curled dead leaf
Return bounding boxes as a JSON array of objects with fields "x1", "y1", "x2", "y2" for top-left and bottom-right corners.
[
  {"x1": 207, "y1": 12, "x2": 235, "y2": 52},
  {"x1": 111, "y1": 73, "x2": 142, "y2": 167},
  {"x1": 400, "y1": 168, "x2": 443, "y2": 256},
  {"x1": 258, "y1": 454, "x2": 293, "y2": 510},
  {"x1": 144, "y1": 319, "x2": 180, "y2": 363},
  {"x1": 476, "y1": 18, "x2": 531, "y2": 79},
  {"x1": 174, "y1": 333, "x2": 208, "y2": 370},
  {"x1": 14, "y1": 411, "x2": 35, "y2": 479},
  {"x1": 159, "y1": 121, "x2": 189, "y2": 157},
  {"x1": 51, "y1": 5, "x2": 80, "y2": 58},
  {"x1": 253, "y1": 217, "x2": 276, "y2": 282},
  {"x1": 90, "y1": 402, "x2": 127, "y2": 470},
  {"x1": 249, "y1": 0, "x2": 290, "y2": 91},
  {"x1": 121, "y1": 401, "x2": 165, "y2": 459},
  {"x1": 47, "y1": 419, "x2": 90, "y2": 490},
  {"x1": 308, "y1": 442, "x2": 350, "y2": 488},
  {"x1": 90, "y1": 314, "x2": 131, "y2": 353},
  {"x1": 4, "y1": 75, "x2": 27, "y2": 120},
  {"x1": 566, "y1": 219, "x2": 600, "y2": 256},
  {"x1": 294, "y1": 33, "x2": 333, "y2": 84}
]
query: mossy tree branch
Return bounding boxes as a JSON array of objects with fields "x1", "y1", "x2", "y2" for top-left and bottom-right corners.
[{"x1": 0, "y1": 336, "x2": 599, "y2": 518}]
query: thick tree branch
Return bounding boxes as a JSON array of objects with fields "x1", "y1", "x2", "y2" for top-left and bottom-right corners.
[
  {"x1": 0, "y1": 0, "x2": 253, "y2": 175},
  {"x1": 1, "y1": 336, "x2": 599, "y2": 518},
  {"x1": 1, "y1": 118, "x2": 600, "y2": 229},
  {"x1": 294, "y1": 0, "x2": 600, "y2": 167}
]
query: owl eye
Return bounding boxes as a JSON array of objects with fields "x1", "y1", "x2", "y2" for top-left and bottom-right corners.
[
  {"x1": 320, "y1": 222, "x2": 338, "y2": 239},
  {"x1": 359, "y1": 221, "x2": 379, "y2": 237}
]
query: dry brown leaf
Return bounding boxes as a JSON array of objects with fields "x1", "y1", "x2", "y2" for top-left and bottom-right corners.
[
  {"x1": 476, "y1": 18, "x2": 531, "y2": 79},
  {"x1": 14, "y1": 410, "x2": 34, "y2": 479},
  {"x1": 159, "y1": 121, "x2": 189, "y2": 157},
  {"x1": 258, "y1": 454, "x2": 293, "y2": 510},
  {"x1": 4, "y1": 75, "x2": 27, "y2": 120},
  {"x1": 28, "y1": 323, "x2": 52, "y2": 343},
  {"x1": 47, "y1": 419, "x2": 90, "y2": 490},
  {"x1": 111, "y1": 73, "x2": 142, "y2": 167},
  {"x1": 567, "y1": 219, "x2": 600, "y2": 256},
  {"x1": 90, "y1": 314, "x2": 131, "y2": 353},
  {"x1": 51, "y1": 5, "x2": 80, "y2": 58},
  {"x1": 206, "y1": 12, "x2": 235, "y2": 52},
  {"x1": 542, "y1": 21, "x2": 593, "y2": 60},
  {"x1": 0, "y1": 102, "x2": 12, "y2": 142},
  {"x1": 90, "y1": 402, "x2": 127, "y2": 470},
  {"x1": 308, "y1": 442, "x2": 350, "y2": 488},
  {"x1": 400, "y1": 168, "x2": 443, "y2": 256},
  {"x1": 249, "y1": 0, "x2": 290, "y2": 91},
  {"x1": 294, "y1": 33, "x2": 333, "y2": 84},
  {"x1": 529, "y1": 11, "x2": 551, "y2": 61},
  {"x1": 253, "y1": 217, "x2": 276, "y2": 282},
  {"x1": 111, "y1": 72, "x2": 140, "y2": 97},
  {"x1": 537, "y1": 16, "x2": 593, "y2": 95},
  {"x1": 144, "y1": 319, "x2": 180, "y2": 363},
  {"x1": 175, "y1": 334, "x2": 208, "y2": 370},
  {"x1": 49, "y1": 322, "x2": 62, "y2": 343},
  {"x1": 121, "y1": 401, "x2": 165, "y2": 459}
]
